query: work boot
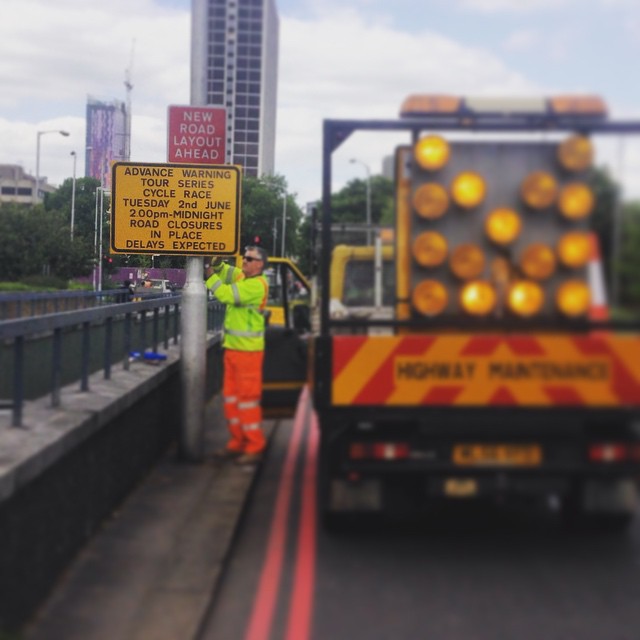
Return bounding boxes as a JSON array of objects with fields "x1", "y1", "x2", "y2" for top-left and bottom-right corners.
[
  {"x1": 212, "y1": 448, "x2": 242, "y2": 461},
  {"x1": 234, "y1": 452, "x2": 263, "y2": 466}
]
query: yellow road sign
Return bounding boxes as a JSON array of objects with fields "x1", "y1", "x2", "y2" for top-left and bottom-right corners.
[{"x1": 110, "y1": 162, "x2": 241, "y2": 256}]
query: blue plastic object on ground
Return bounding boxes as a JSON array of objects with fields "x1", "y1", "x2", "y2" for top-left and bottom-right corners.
[{"x1": 129, "y1": 351, "x2": 168, "y2": 361}]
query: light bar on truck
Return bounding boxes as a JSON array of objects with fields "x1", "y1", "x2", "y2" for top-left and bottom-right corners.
[
  {"x1": 508, "y1": 281, "x2": 544, "y2": 317},
  {"x1": 558, "y1": 183, "x2": 595, "y2": 220},
  {"x1": 413, "y1": 183, "x2": 449, "y2": 219},
  {"x1": 400, "y1": 94, "x2": 607, "y2": 120},
  {"x1": 412, "y1": 280, "x2": 448, "y2": 316},
  {"x1": 520, "y1": 243, "x2": 556, "y2": 281},
  {"x1": 485, "y1": 207, "x2": 522, "y2": 246},
  {"x1": 451, "y1": 171, "x2": 486, "y2": 209},
  {"x1": 557, "y1": 135, "x2": 594, "y2": 172},
  {"x1": 460, "y1": 281, "x2": 496, "y2": 316},
  {"x1": 414, "y1": 135, "x2": 450, "y2": 171},
  {"x1": 412, "y1": 231, "x2": 448, "y2": 267},
  {"x1": 556, "y1": 280, "x2": 590, "y2": 317},
  {"x1": 450, "y1": 244, "x2": 485, "y2": 280},
  {"x1": 557, "y1": 232, "x2": 591, "y2": 269},
  {"x1": 520, "y1": 171, "x2": 558, "y2": 209}
]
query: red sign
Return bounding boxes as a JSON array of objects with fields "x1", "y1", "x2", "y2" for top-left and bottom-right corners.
[{"x1": 167, "y1": 105, "x2": 226, "y2": 164}]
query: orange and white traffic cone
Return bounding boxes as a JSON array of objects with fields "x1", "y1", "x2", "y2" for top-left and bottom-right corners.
[{"x1": 587, "y1": 232, "x2": 610, "y2": 335}]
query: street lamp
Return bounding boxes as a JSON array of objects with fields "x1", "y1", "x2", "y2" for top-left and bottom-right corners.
[
  {"x1": 281, "y1": 192, "x2": 287, "y2": 257},
  {"x1": 93, "y1": 187, "x2": 111, "y2": 291},
  {"x1": 70, "y1": 151, "x2": 77, "y2": 240},
  {"x1": 349, "y1": 158, "x2": 372, "y2": 244},
  {"x1": 35, "y1": 129, "x2": 70, "y2": 204}
]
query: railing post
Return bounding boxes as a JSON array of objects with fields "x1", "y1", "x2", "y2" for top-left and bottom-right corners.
[
  {"x1": 80, "y1": 321, "x2": 90, "y2": 391},
  {"x1": 51, "y1": 327, "x2": 62, "y2": 407},
  {"x1": 104, "y1": 316, "x2": 113, "y2": 379},
  {"x1": 12, "y1": 336, "x2": 24, "y2": 427},
  {"x1": 124, "y1": 311, "x2": 132, "y2": 371}
]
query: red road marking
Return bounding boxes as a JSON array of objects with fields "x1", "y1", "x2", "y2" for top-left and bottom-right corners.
[
  {"x1": 285, "y1": 409, "x2": 319, "y2": 640},
  {"x1": 244, "y1": 386, "x2": 309, "y2": 640}
]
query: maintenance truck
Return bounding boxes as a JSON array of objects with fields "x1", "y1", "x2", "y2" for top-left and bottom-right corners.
[{"x1": 313, "y1": 94, "x2": 640, "y2": 531}]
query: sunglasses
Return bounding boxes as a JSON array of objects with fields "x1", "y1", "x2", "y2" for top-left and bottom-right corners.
[{"x1": 242, "y1": 255, "x2": 262, "y2": 263}]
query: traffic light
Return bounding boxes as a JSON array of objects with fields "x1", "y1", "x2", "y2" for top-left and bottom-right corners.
[{"x1": 396, "y1": 98, "x2": 597, "y2": 324}]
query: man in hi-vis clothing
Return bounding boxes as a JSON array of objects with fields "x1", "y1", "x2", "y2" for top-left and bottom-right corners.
[{"x1": 205, "y1": 245, "x2": 269, "y2": 465}]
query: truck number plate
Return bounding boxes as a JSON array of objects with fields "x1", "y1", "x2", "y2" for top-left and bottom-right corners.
[{"x1": 453, "y1": 444, "x2": 542, "y2": 466}]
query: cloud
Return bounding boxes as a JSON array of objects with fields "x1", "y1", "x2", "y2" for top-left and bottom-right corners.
[
  {"x1": 502, "y1": 29, "x2": 539, "y2": 52},
  {"x1": 0, "y1": 0, "x2": 189, "y2": 119},
  {"x1": 0, "y1": 0, "x2": 189, "y2": 184},
  {"x1": 1, "y1": 0, "x2": 639, "y2": 207},
  {"x1": 458, "y1": 0, "x2": 570, "y2": 10},
  {"x1": 276, "y1": 10, "x2": 538, "y2": 202}
]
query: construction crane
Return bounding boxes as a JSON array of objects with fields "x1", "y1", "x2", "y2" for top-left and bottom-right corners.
[{"x1": 124, "y1": 39, "x2": 135, "y2": 161}]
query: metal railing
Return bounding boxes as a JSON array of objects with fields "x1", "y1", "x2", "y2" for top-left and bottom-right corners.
[
  {"x1": 0, "y1": 289, "x2": 145, "y2": 320},
  {"x1": 0, "y1": 295, "x2": 225, "y2": 427}
]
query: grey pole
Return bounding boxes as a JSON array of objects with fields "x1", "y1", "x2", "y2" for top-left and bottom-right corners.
[
  {"x1": 34, "y1": 129, "x2": 70, "y2": 205},
  {"x1": 179, "y1": 257, "x2": 207, "y2": 461},
  {"x1": 35, "y1": 132, "x2": 42, "y2": 205},
  {"x1": 97, "y1": 188, "x2": 104, "y2": 292},
  {"x1": 93, "y1": 189, "x2": 99, "y2": 291},
  {"x1": 349, "y1": 158, "x2": 372, "y2": 244},
  {"x1": 70, "y1": 151, "x2": 77, "y2": 240},
  {"x1": 281, "y1": 193, "x2": 287, "y2": 257},
  {"x1": 177, "y1": 0, "x2": 210, "y2": 461}
]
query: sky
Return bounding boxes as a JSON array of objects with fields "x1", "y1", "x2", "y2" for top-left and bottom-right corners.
[{"x1": 2, "y1": 0, "x2": 640, "y2": 209}]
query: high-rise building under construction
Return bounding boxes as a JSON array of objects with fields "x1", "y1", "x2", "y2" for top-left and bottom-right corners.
[
  {"x1": 191, "y1": 0, "x2": 279, "y2": 177},
  {"x1": 85, "y1": 97, "x2": 129, "y2": 189}
]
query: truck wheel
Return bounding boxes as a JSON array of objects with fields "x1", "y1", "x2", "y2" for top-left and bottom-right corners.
[
  {"x1": 563, "y1": 509, "x2": 633, "y2": 533},
  {"x1": 316, "y1": 438, "x2": 355, "y2": 533},
  {"x1": 316, "y1": 438, "x2": 336, "y2": 530},
  {"x1": 561, "y1": 484, "x2": 635, "y2": 533}
]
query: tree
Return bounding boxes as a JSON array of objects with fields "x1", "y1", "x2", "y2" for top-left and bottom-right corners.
[
  {"x1": 46, "y1": 176, "x2": 102, "y2": 245},
  {"x1": 616, "y1": 201, "x2": 640, "y2": 310},
  {"x1": 0, "y1": 204, "x2": 92, "y2": 281},
  {"x1": 330, "y1": 175, "x2": 394, "y2": 227},
  {"x1": 241, "y1": 174, "x2": 304, "y2": 260},
  {"x1": 588, "y1": 166, "x2": 620, "y2": 289}
]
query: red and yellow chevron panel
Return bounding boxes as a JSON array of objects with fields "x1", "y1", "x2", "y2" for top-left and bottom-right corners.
[{"x1": 331, "y1": 334, "x2": 640, "y2": 407}]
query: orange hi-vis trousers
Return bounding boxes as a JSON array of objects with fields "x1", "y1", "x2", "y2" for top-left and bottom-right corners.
[{"x1": 222, "y1": 349, "x2": 266, "y2": 455}]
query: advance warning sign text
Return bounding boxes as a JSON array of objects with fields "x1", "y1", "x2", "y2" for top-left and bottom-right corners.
[{"x1": 110, "y1": 162, "x2": 241, "y2": 256}]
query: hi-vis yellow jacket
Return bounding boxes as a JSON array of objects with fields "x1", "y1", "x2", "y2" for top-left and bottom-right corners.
[{"x1": 205, "y1": 262, "x2": 269, "y2": 351}]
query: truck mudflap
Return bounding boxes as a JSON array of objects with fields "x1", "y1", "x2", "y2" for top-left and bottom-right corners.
[{"x1": 329, "y1": 333, "x2": 640, "y2": 408}]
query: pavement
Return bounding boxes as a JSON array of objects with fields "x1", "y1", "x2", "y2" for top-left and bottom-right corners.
[{"x1": 23, "y1": 395, "x2": 276, "y2": 640}]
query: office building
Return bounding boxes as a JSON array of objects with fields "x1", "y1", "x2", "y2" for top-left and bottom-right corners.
[
  {"x1": 191, "y1": 0, "x2": 279, "y2": 177},
  {"x1": 85, "y1": 97, "x2": 129, "y2": 189},
  {"x1": 0, "y1": 164, "x2": 56, "y2": 205}
]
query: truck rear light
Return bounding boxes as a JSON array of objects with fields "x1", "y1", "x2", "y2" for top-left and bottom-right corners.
[
  {"x1": 349, "y1": 442, "x2": 410, "y2": 460},
  {"x1": 588, "y1": 443, "x2": 629, "y2": 463}
]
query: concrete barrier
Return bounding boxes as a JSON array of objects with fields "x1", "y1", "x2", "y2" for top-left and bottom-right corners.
[{"x1": 0, "y1": 335, "x2": 222, "y2": 631}]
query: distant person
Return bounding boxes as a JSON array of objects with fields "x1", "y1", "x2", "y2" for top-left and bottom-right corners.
[
  {"x1": 205, "y1": 246, "x2": 269, "y2": 466},
  {"x1": 122, "y1": 279, "x2": 135, "y2": 302}
]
